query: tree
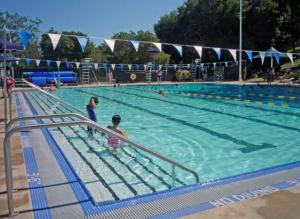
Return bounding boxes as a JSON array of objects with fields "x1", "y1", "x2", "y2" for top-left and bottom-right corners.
[
  {"x1": 274, "y1": 0, "x2": 300, "y2": 51},
  {"x1": 0, "y1": 11, "x2": 42, "y2": 40},
  {"x1": 154, "y1": 0, "x2": 300, "y2": 62},
  {"x1": 155, "y1": 0, "x2": 241, "y2": 62},
  {"x1": 40, "y1": 29, "x2": 86, "y2": 61},
  {"x1": 104, "y1": 30, "x2": 170, "y2": 64},
  {"x1": 0, "y1": 11, "x2": 42, "y2": 59}
]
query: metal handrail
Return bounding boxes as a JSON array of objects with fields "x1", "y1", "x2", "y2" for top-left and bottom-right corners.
[
  {"x1": 21, "y1": 79, "x2": 87, "y2": 115},
  {"x1": 7, "y1": 80, "x2": 200, "y2": 214},
  {"x1": 18, "y1": 80, "x2": 199, "y2": 182},
  {"x1": 6, "y1": 113, "x2": 86, "y2": 131},
  {"x1": 18, "y1": 79, "x2": 199, "y2": 178},
  {"x1": 4, "y1": 119, "x2": 200, "y2": 216}
]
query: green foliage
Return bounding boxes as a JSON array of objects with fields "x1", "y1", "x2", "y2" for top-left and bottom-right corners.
[
  {"x1": 0, "y1": 11, "x2": 42, "y2": 59},
  {"x1": 105, "y1": 30, "x2": 170, "y2": 64},
  {"x1": 154, "y1": 0, "x2": 300, "y2": 62},
  {"x1": 40, "y1": 29, "x2": 87, "y2": 61},
  {"x1": 0, "y1": 11, "x2": 42, "y2": 40},
  {"x1": 281, "y1": 58, "x2": 300, "y2": 70}
]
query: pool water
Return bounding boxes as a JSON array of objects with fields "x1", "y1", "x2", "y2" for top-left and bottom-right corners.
[{"x1": 55, "y1": 84, "x2": 300, "y2": 183}]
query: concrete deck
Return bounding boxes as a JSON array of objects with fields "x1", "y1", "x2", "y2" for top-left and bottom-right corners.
[
  {"x1": 0, "y1": 95, "x2": 33, "y2": 219},
  {"x1": 182, "y1": 185, "x2": 300, "y2": 219}
]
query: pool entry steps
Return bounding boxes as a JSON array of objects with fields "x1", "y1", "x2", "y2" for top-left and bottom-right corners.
[{"x1": 4, "y1": 79, "x2": 199, "y2": 216}]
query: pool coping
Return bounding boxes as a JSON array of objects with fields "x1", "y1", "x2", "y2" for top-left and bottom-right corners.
[
  {"x1": 16, "y1": 89, "x2": 300, "y2": 218},
  {"x1": 46, "y1": 81, "x2": 300, "y2": 89}
]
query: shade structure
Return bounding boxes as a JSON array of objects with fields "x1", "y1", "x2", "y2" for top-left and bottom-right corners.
[
  {"x1": 147, "y1": 47, "x2": 160, "y2": 53},
  {"x1": 0, "y1": 55, "x2": 19, "y2": 62},
  {"x1": 0, "y1": 39, "x2": 24, "y2": 53}
]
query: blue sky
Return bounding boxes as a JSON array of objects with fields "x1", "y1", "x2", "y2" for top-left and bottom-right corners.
[{"x1": 3, "y1": 0, "x2": 186, "y2": 38}]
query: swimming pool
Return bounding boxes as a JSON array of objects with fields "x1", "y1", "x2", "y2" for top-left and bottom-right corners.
[{"x1": 30, "y1": 83, "x2": 300, "y2": 203}]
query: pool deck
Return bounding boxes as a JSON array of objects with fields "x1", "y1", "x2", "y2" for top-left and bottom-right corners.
[
  {"x1": 181, "y1": 185, "x2": 300, "y2": 219},
  {"x1": 60, "y1": 80, "x2": 300, "y2": 88},
  {"x1": 1, "y1": 83, "x2": 300, "y2": 218},
  {"x1": 0, "y1": 96, "x2": 33, "y2": 219}
]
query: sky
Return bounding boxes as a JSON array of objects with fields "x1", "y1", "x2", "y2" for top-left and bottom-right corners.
[{"x1": 2, "y1": 0, "x2": 186, "y2": 38}]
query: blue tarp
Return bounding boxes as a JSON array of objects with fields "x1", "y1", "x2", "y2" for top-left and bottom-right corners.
[{"x1": 23, "y1": 71, "x2": 77, "y2": 86}]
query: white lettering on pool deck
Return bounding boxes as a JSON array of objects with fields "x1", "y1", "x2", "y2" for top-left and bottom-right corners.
[{"x1": 210, "y1": 186, "x2": 280, "y2": 207}]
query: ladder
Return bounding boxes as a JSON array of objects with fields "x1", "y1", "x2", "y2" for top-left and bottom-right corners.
[
  {"x1": 81, "y1": 64, "x2": 90, "y2": 84},
  {"x1": 190, "y1": 63, "x2": 197, "y2": 81},
  {"x1": 145, "y1": 63, "x2": 152, "y2": 82},
  {"x1": 81, "y1": 58, "x2": 92, "y2": 84}
]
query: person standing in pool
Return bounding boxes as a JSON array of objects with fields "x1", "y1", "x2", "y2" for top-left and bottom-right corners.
[
  {"x1": 86, "y1": 96, "x2": 99, "y2": 136},
  {"x1": 107, "y1": 115, "x2": 128, "y2": 153}
]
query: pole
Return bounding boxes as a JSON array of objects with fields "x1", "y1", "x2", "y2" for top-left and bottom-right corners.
[
  {"x1": 3, "y1": 24, "x2": 8, "y2": 132},
  {"x1": 238, "y1": 0, "x2": 243, "y2": 81},
  {"x1": 57, "y1": 63, "x2": 61, "y2": 89}
]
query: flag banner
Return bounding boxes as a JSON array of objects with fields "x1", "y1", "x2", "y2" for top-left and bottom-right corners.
[
  {"x1": 229, "y1": 49, "x2": 237, "y2": 62},
  {"x1": 48, "y1": 33, "x2": 61, "y2": 50},
  {"x1": 159, "y1": 64, "x2": 162, "y2": 70},
  {"x1": 173, "y1": 64, "x2": 177, "y2": 69},
  {"x1": 213, "y1": 48, "x2": 221, "y2": 60},
  {"x1": 25, "y1": 58, "x2": 31, "y2": 65},
  {"x1": 119, "y1": 64, "x2": 125, "y2": 71},
  {"x1": 134, "y1": 64, "x2": 140, "y2": 70},
  {"x1": 245, "y1": 50, "x2": 253, "y2": 62},
  {"x1": 259, "y1": 52, "x2": 266, "y2": 64},
  {"x1": 128, "y1": 64, "x2": 132, "y2": 70},
  {"x1": 152, "y1": 42, "x2": 162, "y2": 52},
  {"x1": 56, "y1": 61, "x2": 61, "y2": 68},
  {"x1": 36, "y1": 59, "x2": 40, "y2": 66},
  {"x1": 273, "y1": 52, "x2": 280, "y2": 65},
  {"x1": 111, "y1": 64, "x2": 116, "y2": 70},
  {"x1": 19, "y1": 31, "x2": 32, "y2": 49},
  {"x1": 104, "y1": 39, "x2": 116, "y2": 52},
  {"x1": 75, "y1": 62, "x2": 80, "y2": 69},
  {"x1": 287, "y1": 53, "x2": 293, "y2": 64},
  {"x1": 76, "y1": 36, "x2": 88, "y2": 52},
  {"x1": 173, "y1": 45, "x2": 182, "y2": 57},
  {"x1": 46, "y1": 60, "x2": 52, "y2": 66},
  {"x1": 130, "y1": 41, "x2": 140, "y2": 52},
  {"x1": 194, "y1": 46, "x2": 202, "y2": 58},
  {"x1": 103, "y1": 63, "x2": 108, "y2": 69},
  {"x1": 65, "y1": 61, "x2": 71, "y2": 68},
  {"x1": 94, "y1": 63, "x2": 99, "y2": 69}
]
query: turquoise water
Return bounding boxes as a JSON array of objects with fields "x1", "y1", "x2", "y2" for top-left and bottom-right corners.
[{"x1": 55, "y1": 84, "x2": 300, "y2": 183}]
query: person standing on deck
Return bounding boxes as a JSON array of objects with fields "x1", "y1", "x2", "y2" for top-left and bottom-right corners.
[{"x1": 157, "y1": 70, "x2": 163, "y2": 84}]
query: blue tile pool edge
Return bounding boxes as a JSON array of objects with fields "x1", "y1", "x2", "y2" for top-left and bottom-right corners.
[
  {"x1": 15, "y1": 93, "x2": 52, "y2": 219},
  {"x1": 19, "y1": 90, "x2": 300, "y2": 218},
  {"x1": 21, "y1": 92, "x2": 97, "y2": 216}
]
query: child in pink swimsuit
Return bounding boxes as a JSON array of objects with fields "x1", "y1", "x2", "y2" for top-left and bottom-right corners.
[{"x1": 107, "y1": 115, "x2": 128, "y2": 152}]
